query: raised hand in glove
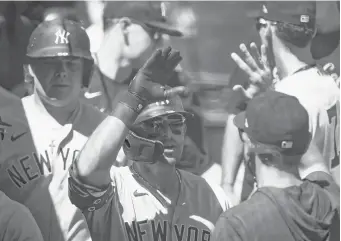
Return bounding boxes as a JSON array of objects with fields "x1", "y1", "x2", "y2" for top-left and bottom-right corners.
[
  {"x1": 112, "y1": 47, "x2": 187, "y2": 126},
  {"x1": 130, "y1": 46, "x2": 187, "y2": 102}
]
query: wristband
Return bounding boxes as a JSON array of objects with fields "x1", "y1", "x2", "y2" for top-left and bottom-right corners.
[{"x1": 111, "y1": 91, "x2": 145, "y2": 127}]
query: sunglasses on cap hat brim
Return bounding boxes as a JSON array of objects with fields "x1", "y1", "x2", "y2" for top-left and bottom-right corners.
[
  {"x1": 144, "y1": 21, "x2": 183, "y2": 37},
  {"x1": 147, "y1": 112, "x2": 186, "y2": 123},
  {"x1": 136, "y1": 110, "x2": 193, "y2": 124}
]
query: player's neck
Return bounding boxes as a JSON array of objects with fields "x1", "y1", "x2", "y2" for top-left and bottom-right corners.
[
  {"x1": 133, "y1": 162, "x2": 180, "y2": 201},
  {"x1": 257, "y1": 165, "x2": 302, "y2": 189},
  {"x1": 274, "y1": 40, "x2": 315, "y2": 79},
  {"x1": 34, "y1": 94, "x2": 80, "y2": 125}
]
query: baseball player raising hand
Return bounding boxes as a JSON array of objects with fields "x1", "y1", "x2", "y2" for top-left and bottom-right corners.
[{"x1": 69, "y1": 47, "x2": 230, "y2": 241}]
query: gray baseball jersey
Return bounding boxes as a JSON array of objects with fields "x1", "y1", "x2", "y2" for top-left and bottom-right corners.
[
  {"x1": 69, "y1": 166, "x2": 230, "y2": 241},
  {"x1": 0, "y1": 191, "x2": 44, "y2": 241}
]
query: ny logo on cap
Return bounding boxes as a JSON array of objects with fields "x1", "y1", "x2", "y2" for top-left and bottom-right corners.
[
  {"x1": 55, "y1": 29, "x2": 70, "y2": 44},
  {"x1": 300, "y1": 15, "x2": 310, "y2": 23}
]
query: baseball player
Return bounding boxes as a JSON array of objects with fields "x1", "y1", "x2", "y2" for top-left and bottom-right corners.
[
  {"x1": 212, "y1": 90, "x2": 340, "y2": 241},
  {"x1": 69, "y1": 47, "x2": 230, "y2": 241},
  {"x1": 223, "y1": 1, "x2": 340, "y2": 200},
  {"x1": 83, "y1": 1, "x2": 183, "y2": 113},
  {"x1": 0, "y1": 19, "x2": 108, "y2": 241}
]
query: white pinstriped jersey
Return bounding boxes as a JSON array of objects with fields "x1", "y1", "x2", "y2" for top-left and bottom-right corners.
[
  {"x1": 69, "y1": 166, "x2": 230, "y2": 241},
  {"x1": 0, "y1": 95, "x2": 106, "y2": 241}
]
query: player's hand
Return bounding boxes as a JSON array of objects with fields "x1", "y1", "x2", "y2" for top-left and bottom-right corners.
[
  {"x1": 129, "y1": 47, "x2": 189, "y2": 103},
  {"x1": 231, "y1": 43, "x2": 273, "y2": 101}
]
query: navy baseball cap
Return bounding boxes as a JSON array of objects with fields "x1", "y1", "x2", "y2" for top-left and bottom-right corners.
[
  {"x1": 253, "y1": 1, "x2": 316, "y2": 29},
  {"x1": 234, "y1": 91, "x2": 311, "y2": 156},
  {"x1": 104, "y1": 1, "x2": 183, "y2": 37}
]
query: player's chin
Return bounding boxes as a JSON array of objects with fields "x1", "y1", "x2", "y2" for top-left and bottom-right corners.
[
  {"x1": 161, "y1": 153, "x2": 178, "y2": 166},
  {"x1": 43, "y1": 96, "x2": 72, "y2": 107}
]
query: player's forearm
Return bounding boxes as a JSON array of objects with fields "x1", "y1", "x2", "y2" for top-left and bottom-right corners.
[
  {"x1": 221, "y1": 114, "x2": 244, "y2": 187},
  {"x1": 75, "y1": 92, "x2": 142, "y2": 187},
  {"x1": 75, "y1": 116, "x2": 129, "y2": 186}
]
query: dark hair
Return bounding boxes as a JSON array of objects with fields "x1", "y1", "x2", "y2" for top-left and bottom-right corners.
[
  {"x1": 274, "y1": 21, "x2": 315, "y2": 48},
  {"x1": 257, "y1": 151, "x2": 301, "y2": 172}
]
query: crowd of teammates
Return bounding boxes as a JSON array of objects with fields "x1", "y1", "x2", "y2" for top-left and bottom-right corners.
[{"x1": 0, "y1": 1, "x2": 339, "y2": 241}]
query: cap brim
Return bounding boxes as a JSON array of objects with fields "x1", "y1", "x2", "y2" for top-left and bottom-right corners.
[
  {"x1": 311, "y1": 30, "x2": 340, "y2": 60},
  {"x1": 145, "y1": 21, "x2": 183, "y2": 37},
  {"x1": 233, "y1": 111, "x2": 246, "y2": 130}
]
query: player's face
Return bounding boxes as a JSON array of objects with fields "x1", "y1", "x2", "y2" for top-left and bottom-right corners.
[
  {"x1": 139, "y1": 113, "x2": 186, "y2": 165},
  {"x1": 30, "y1": 57, "x2": 83, "y2": 107},
  {"x1": 123, "y1": 22, "x2": 163, "y2": 69}
]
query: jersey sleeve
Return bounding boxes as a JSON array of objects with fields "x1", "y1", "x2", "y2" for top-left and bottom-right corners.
[
  {"x1": 68, "y1": 166, "x2": 127, "y2": 241},
  {"x1": 4, "y1": 203, "x2": 44, "y2": 241},
  {"x1": 68, "y1": 164, "x2": 115, "y2": 213}
]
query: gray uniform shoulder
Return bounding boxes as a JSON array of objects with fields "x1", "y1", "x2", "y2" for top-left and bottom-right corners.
[{"x1": 0, "y1": 192, "x2": 44, "y2": 241}]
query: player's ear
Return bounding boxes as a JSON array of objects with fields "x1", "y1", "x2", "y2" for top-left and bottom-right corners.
[
  {"x1": 312, "y1": 27, "x2": 317, "y2": 39},
  {"x1": 118, "y1": 17, "x2": 132, "y2": 31},
  {"x1": 23, "y1": 64, "x2": 35, "y2": 95},
  {"x1": 24, "y1": 64, "x2": 35, "y2": 84},
  {"x1": 118, "y1": 17, "x2": 132, "y2": 45},
  {"x1": 183, "y1": 123, "x2": 187, "y2": 135}
]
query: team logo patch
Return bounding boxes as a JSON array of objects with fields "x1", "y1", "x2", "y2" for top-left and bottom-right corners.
[
  {"x1": 300, "y1": 15, "x2": 309, "y2": 23},
  {"x1": 55, "y1": 29, "x2": 70, "y2": 44},
  {"x1": 281, "y1": 141, "x2": 293, "y2": 149}
]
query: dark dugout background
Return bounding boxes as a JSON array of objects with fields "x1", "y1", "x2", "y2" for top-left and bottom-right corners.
[
  {"x1": 167, "y1": 1, "x2": 340, "y2": 165},
  {"x1": 12, "y1": 1, "x2": 340, "y2": 165}
]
